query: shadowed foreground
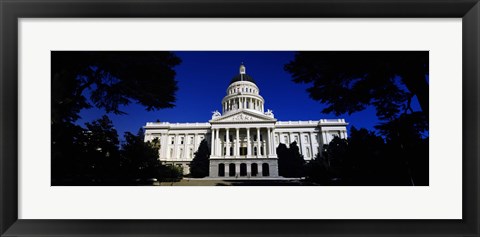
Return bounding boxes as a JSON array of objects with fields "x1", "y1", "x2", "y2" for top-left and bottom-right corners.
[{"x1": 155, "y1": 179, "x2": 314, "y2": 186}]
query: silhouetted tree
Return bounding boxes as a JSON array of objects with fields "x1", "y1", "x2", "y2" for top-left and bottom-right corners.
[
  {"x1": 305, "y1": 153, "x2": 331, "y2": 185},
  {"x1": 51, "y1": 51, "x2": 181, "y2": 184},
  {"x1": 189, "y1": 139, "x2": 210, "y2": 178},
  {"x1": 80, "y1": 115, "x2": 120, "y2": 181},
  {"x1": 277, "y1": 142, "x2": 306, "y2": 178},
  {"x1": 284, "y1": 51, "x2": 428, "y2": 119},
  {"x1": 325, "y1": 136, "x2": 349, "y2": 182},
  {"x1": 289, "y1": 142, "x2": 306, "y2": 177},
  {"x1": 375, "y1": 113, "x2": 429, "y2": 185},
  {"x1": 344, "y1": 127, "x2": 385, "y2": 185},
  {"x1": 285, "y1": 52, "x2": 429, "y2": 185},
  {"x1": 52, "y1": 51, "x2": 181, "y2": 124},
  {"x1": 121, "y1": 129, "x2": 162, "y2": 180},
  {"x1": 276, "y1": 143, "x2": 290, "y2": 177}
]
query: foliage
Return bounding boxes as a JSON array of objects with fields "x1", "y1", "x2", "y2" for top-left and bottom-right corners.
[
  {"x1": 284, "y1": 51, "x2": 429, "y2": 119},
  {"x1": 277, "y1": 141, "x2": 306, "y2": 178},
  {"x1": 305, "y1": 127, "x2": 428, "y2": 186},
  {"x1": 51, "y1": 51, "x2": 181, "y2": 184},
  {"x1": 51, "y1": 51, "x2": 181, "y2": 124},
  {"x1": 285, "y1": 52, "x2": 429, "y2": 185},
  {"x1": 121, "y1": 129, "x2": 162, "y2": 179},
  {"x1": 189, "y1": 139, "x2": 210, "y2": 178}
]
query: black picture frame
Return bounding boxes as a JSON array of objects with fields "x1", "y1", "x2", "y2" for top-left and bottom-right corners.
[{"x1": 1, "y1": 0, "x2": 479, "y2": 236}]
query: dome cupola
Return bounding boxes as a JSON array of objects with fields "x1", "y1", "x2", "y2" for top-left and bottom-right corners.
[{"x1": 221, "y1": 63, "x2": 265, "y2": 115}]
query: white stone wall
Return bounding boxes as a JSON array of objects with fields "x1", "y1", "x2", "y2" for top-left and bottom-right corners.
[{"x1": 144, "y1": 119, "x2": 348, "y2": 163}]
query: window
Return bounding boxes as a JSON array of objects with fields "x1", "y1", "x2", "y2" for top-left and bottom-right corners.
[
  {"x1": 239, "y1": 147, "x2": 247, "y2": 156},
  {"x1": 305, "y1": 135, "x2": 309, "y2": 143},
  {"x1": 190, "y1": 148, "x2": 193, "y2": 158},
  {"x1": 189, "y1": 136, "x2": 194, "y2": 144},
  {"x1": 294, "y1": 135, "x2": 298, "y2": 142},
  {"x1": 169, "y1": 148, "x2": 174, "y2": 158},
  {"x1": 171, "y1": 137, "x2": 175, "y2": 144},
  {"x1": 180, "y1": 137, "x2": 184, "y2": 145},
  {"x1": 306, "y1": 147, "x2": 311, "y2": 158},
  {"x1": 179, "y1": 148, "x2": 184, "y2": 158}
]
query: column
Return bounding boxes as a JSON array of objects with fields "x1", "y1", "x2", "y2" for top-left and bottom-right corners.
[
  {"x1": 226, "y1": 129, "x2": 230, "y2": 156},
  {"x1": 225, "y1": 163, "x2": 229, "y2": 177},
  {"x1": 298, "y1": 133, "x2": 304, "y2": 155},
  {"x1": 289, "y1": 132, "x2": 293, "y2": 146},
  {"x1": 256, "y1": 128, "x2": 261, "y2": 157},
  {"x1": 258, "y1": 163, "x2": 263, "y2": 177},
  {"x1": 216, "y1": 128, "x2": 221, "y2": 156},
  {"x1": 173, "y1": 134, "x2": 178, "y2": 159},
  {"x1": 246, "y1": 128, "x2": 251, "y2": 156},
  {"x1": 236, "y1": 128, "x2": 240, "y2": 156},
  {"x1": 322, "y1": 131, "x2": 328, "y2": 144},
  {"x1": 267, "y1": 128, "x2": 271, "y2": 156},
  {"x1": 183, "y1": 133, "x2": 188, "y2": 160},
  {"x1": 235, "y1": 163, "x2": 240, "y2": 177},
  {"x1": 247, "y1": 163, "x2": 251, "y2": 177},
  {"x1": 193, "y1": 133, "x2": 198, "y2": 152},
  {"x1": 272, "y1": 129, "x2": 277, "y2": 155},
  {"x1": 210, "y1": 130, "x2": 215, "y2": 156},
  {"x1": 161, "y1": 133, "x2": 168, "y2": 159},
  {"x1": 310, "y1": 132, "x2": 316, "y2": 158}
]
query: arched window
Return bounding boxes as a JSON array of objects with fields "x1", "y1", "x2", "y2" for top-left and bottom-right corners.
[
  {"x1": 254, "y1": 147, "x2": 258, "y2": 155},
  {"x1": 262, "y1": 163, "x2": 270, "y2": 176},
  {"x1": 169, "y1": 148, "x2": 174, "y2": 158},
  {"x1": 179, "y1": 148, "x2": 184, "y2": 159},
  {"x1": 251, "y1": 163, "x2": 258, "y2": 176},
  {"x1": 218, "y1": 164, "x2": 225, "y2": 177},
  {"x1": 229, "y1": 164, "x2": 236, "y2": 177},
  {"x1": 305, "y1": 135, "x2": 309, "y2": 143},
  {"x1": 240, "y1": 163, "x2": 247, "y2": 176},
  {"x1": 306, "y1": 147, "x2": 311, "y2": 158}
]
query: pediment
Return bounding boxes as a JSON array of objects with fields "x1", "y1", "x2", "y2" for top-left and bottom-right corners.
[{"x1": 210, "y1": 110, "x2": 276, "y2": 123}]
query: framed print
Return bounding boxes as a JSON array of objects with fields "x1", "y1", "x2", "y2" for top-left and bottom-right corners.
[{"x1": 1, "y1": 0, "x2": 479, "y2": 236}]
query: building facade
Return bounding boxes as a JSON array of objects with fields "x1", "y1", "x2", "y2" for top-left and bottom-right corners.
[{"x1": 144, "y1": 64, "x2": 348, "y2": 178}]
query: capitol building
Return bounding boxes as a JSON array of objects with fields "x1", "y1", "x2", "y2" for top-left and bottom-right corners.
[{"x1": 144, "y1": 64, "x2": 348, "y2": 178}]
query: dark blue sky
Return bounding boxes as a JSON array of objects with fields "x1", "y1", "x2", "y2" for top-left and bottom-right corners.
[{"x1": 76, "y1": 51, "x2": 419, "y2": 140}]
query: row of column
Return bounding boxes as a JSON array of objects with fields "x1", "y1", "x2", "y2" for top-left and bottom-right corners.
[
  {"x1": 223, "y1": 97, "x2": 264, "y2": 113},
  {"x1": 164, "y1": 133, "x2": 201, "y2": 160},
  {"x1": 210, "y1": 127, "x2": 276, "y2": 157},
  {"x1": 273, "y1": 131, "x2": 319, "y2": 158}
]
